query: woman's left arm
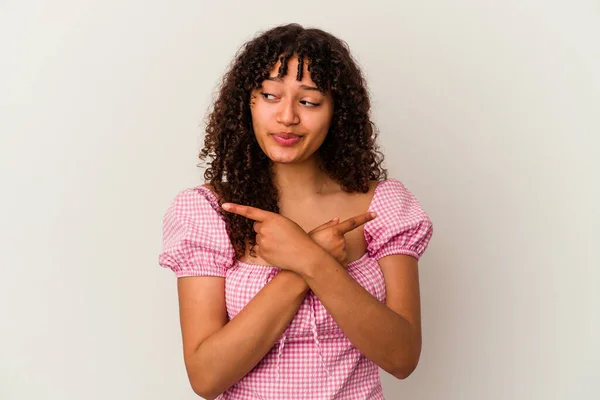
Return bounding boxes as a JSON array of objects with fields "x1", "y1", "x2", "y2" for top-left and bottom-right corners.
[{"x1": 299, "y1": 251, "x2": 422, "y2": 380}]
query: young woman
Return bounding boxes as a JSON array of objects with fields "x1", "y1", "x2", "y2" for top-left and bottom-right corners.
[{"x1": 159, "y1": 23, "x2": 433, "y2": 400}]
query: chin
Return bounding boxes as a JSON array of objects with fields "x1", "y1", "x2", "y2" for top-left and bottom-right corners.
[
  {"x1": 269, "y1": 155, "x2": 299, "y2": 164},
  {"x1": 266, "y1": 148, "x2": 303, "y2": 164}
]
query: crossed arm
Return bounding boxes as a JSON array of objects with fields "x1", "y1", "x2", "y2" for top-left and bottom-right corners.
[{"x1": 177, "y1": 204, "x2": 422, "y2": 399}]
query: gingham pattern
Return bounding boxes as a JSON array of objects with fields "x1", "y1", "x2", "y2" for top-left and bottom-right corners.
[{"x1": 158, "y1": 179, "x2": 433, "y2": 399}]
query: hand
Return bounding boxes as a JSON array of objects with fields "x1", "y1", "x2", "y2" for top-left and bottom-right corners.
[
  {"x1": 308, "y1": 212, "x2": 378, "y2": 267},
  {"x1": 221, "y1": 202, "x2": 324, "y2": 273}
]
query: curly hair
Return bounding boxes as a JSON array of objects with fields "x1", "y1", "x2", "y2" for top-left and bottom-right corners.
[{"x1": 199, "y1": 23, "x2": 387, "y2": 259}]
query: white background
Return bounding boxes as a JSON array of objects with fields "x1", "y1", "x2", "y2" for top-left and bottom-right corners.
[{"x1": 1, "y1": 0, "x2": 599, "y2": 399}]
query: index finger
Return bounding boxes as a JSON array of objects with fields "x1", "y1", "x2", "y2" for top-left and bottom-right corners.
[
  {"x1": 335, "y1": 212, "x2": 378, "y2": 235},
  {"x1": 221, "y1": 203, "x2": 274, "y2": 222}
]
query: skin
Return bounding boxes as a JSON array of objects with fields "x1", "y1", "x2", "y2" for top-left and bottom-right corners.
[{"x1": 177, "y1": 55, "x2": 422, "y2": 399}]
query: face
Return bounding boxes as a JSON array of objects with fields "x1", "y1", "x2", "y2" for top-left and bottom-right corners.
[{"x1": 250, "y1": 55, "x2": 334, "y2": 165}]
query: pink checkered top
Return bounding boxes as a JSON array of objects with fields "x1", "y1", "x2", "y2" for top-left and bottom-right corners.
[{"x1": 159, "y1": 179, "x2": 433, "y2": 399}]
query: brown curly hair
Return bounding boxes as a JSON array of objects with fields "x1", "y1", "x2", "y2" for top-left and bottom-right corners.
[{"x1": 199, "y1": 23, "x2": 387, "y2": 259}]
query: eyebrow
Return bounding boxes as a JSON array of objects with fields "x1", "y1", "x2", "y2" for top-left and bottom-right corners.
[{"x1": 265, "y1": 76, "x2": 321, "y2": 92}]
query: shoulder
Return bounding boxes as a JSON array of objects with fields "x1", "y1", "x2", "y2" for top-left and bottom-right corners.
[
  {"x1": 365, "y1": 178, "x2": 433, "y2": 260},
  {"x1": 159, "y1": 185, "x2": 235, "y2": 276},
  {"x1": 162, "y1": 184, "x2": 225, "y2": 230},
  {"x1": 172, "y1": 184, "x2": 220, "y2": 210},
  {"x1": 372, "y1": 178, "x2": 408, "y2": 195},
  {"x1": 369, "y1": 178, "x2": 422, "y2": 214}
]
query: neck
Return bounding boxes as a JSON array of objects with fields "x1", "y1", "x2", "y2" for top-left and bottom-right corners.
[{"x1": 271, "y1": 156, "x2": 336, "y2": 200}]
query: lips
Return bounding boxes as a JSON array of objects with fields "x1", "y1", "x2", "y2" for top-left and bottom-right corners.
[
  {"x1": 271, "y1": 133, "x2": 302, "y2": 146},
  {"x1": 275, "y1": 132, "x2": 300, "y2": 138}
]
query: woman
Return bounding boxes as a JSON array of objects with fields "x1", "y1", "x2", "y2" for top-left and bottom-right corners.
[{"x1": 159, "y1": 23, "x2": 433, "y2": 400}]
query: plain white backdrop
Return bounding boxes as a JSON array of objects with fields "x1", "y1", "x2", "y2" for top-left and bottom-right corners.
[{"x1": 1, "y1": 0, "x2": 599, "y2": 399}]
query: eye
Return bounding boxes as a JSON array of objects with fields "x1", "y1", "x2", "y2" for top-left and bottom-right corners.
[
  {"x1": 300, "y1": 100, "x2": 320, "y2": 107},
  {"x1": 261, "y1": 92, "x2": 277, "y2": 101}
]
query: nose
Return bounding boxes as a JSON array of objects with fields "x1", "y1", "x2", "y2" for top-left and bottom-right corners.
[{"x1": 276, "y1": 98, "x2": 300, "y2": 126}]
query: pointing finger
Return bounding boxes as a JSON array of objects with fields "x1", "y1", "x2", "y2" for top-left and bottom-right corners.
[
  {"x1": 335, "y1": 212, "x2": 377, "y2": 235},
  {"x1": 221, "y1": 203, "x2": 273, "y2": 222},
  {"x1": 308, "y1": 217, "x2": 339, "y2": 234}
]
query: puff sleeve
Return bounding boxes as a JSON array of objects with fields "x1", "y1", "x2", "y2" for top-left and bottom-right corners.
[
  {"x1": 158, "y1": 186, "x2": 235, "y2": 277},
  {"x1": 365, "y1": 179, "x2": 433, "y2": 261}
]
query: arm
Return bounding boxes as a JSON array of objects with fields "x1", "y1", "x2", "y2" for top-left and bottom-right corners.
[
  {"x1": 178, "y1": 271, "x2": 308, "y2": 399},
  {"x1": 299, "y1": 250, "x2": 422, "y2": 379},
  {"x1": 219, "y1": 202, "x2": 421, "y2": 378}
]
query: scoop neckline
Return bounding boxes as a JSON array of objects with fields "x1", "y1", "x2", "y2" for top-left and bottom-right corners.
[{"x1": 197, "y1": 179, "x2": 393, "y2": 268}]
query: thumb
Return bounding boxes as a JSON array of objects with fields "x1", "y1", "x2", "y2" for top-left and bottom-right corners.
[{"x1": 308, "y1": 217, "x2": 339, "y2": 234}]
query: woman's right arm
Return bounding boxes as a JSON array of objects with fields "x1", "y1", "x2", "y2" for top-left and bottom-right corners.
[{"x1": 177, "y1": 270, "x2": 308, "y2": 399}]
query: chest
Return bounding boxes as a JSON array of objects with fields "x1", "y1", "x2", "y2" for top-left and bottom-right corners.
[{"x1": 241, "y1": 189, "x2": 375, "y2": 266}]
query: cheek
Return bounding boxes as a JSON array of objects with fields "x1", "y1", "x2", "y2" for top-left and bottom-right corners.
[
  {"x1": 311, "y1": 102, "x2": 334, "y2": 129},
  {"x1": 251, "y1": 104, "x2": 276, "y2": 131},
  {"x1": 307, "y1": 112, "x2": 333, "y2": 137}
]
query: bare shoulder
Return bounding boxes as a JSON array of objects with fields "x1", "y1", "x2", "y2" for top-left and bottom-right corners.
[
  {"x1": 368, "y1": 179, "x2": 381, "y2": 194},
  {"x1": 347, "y1": 179, "x2": 382, "y2": 203}
]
